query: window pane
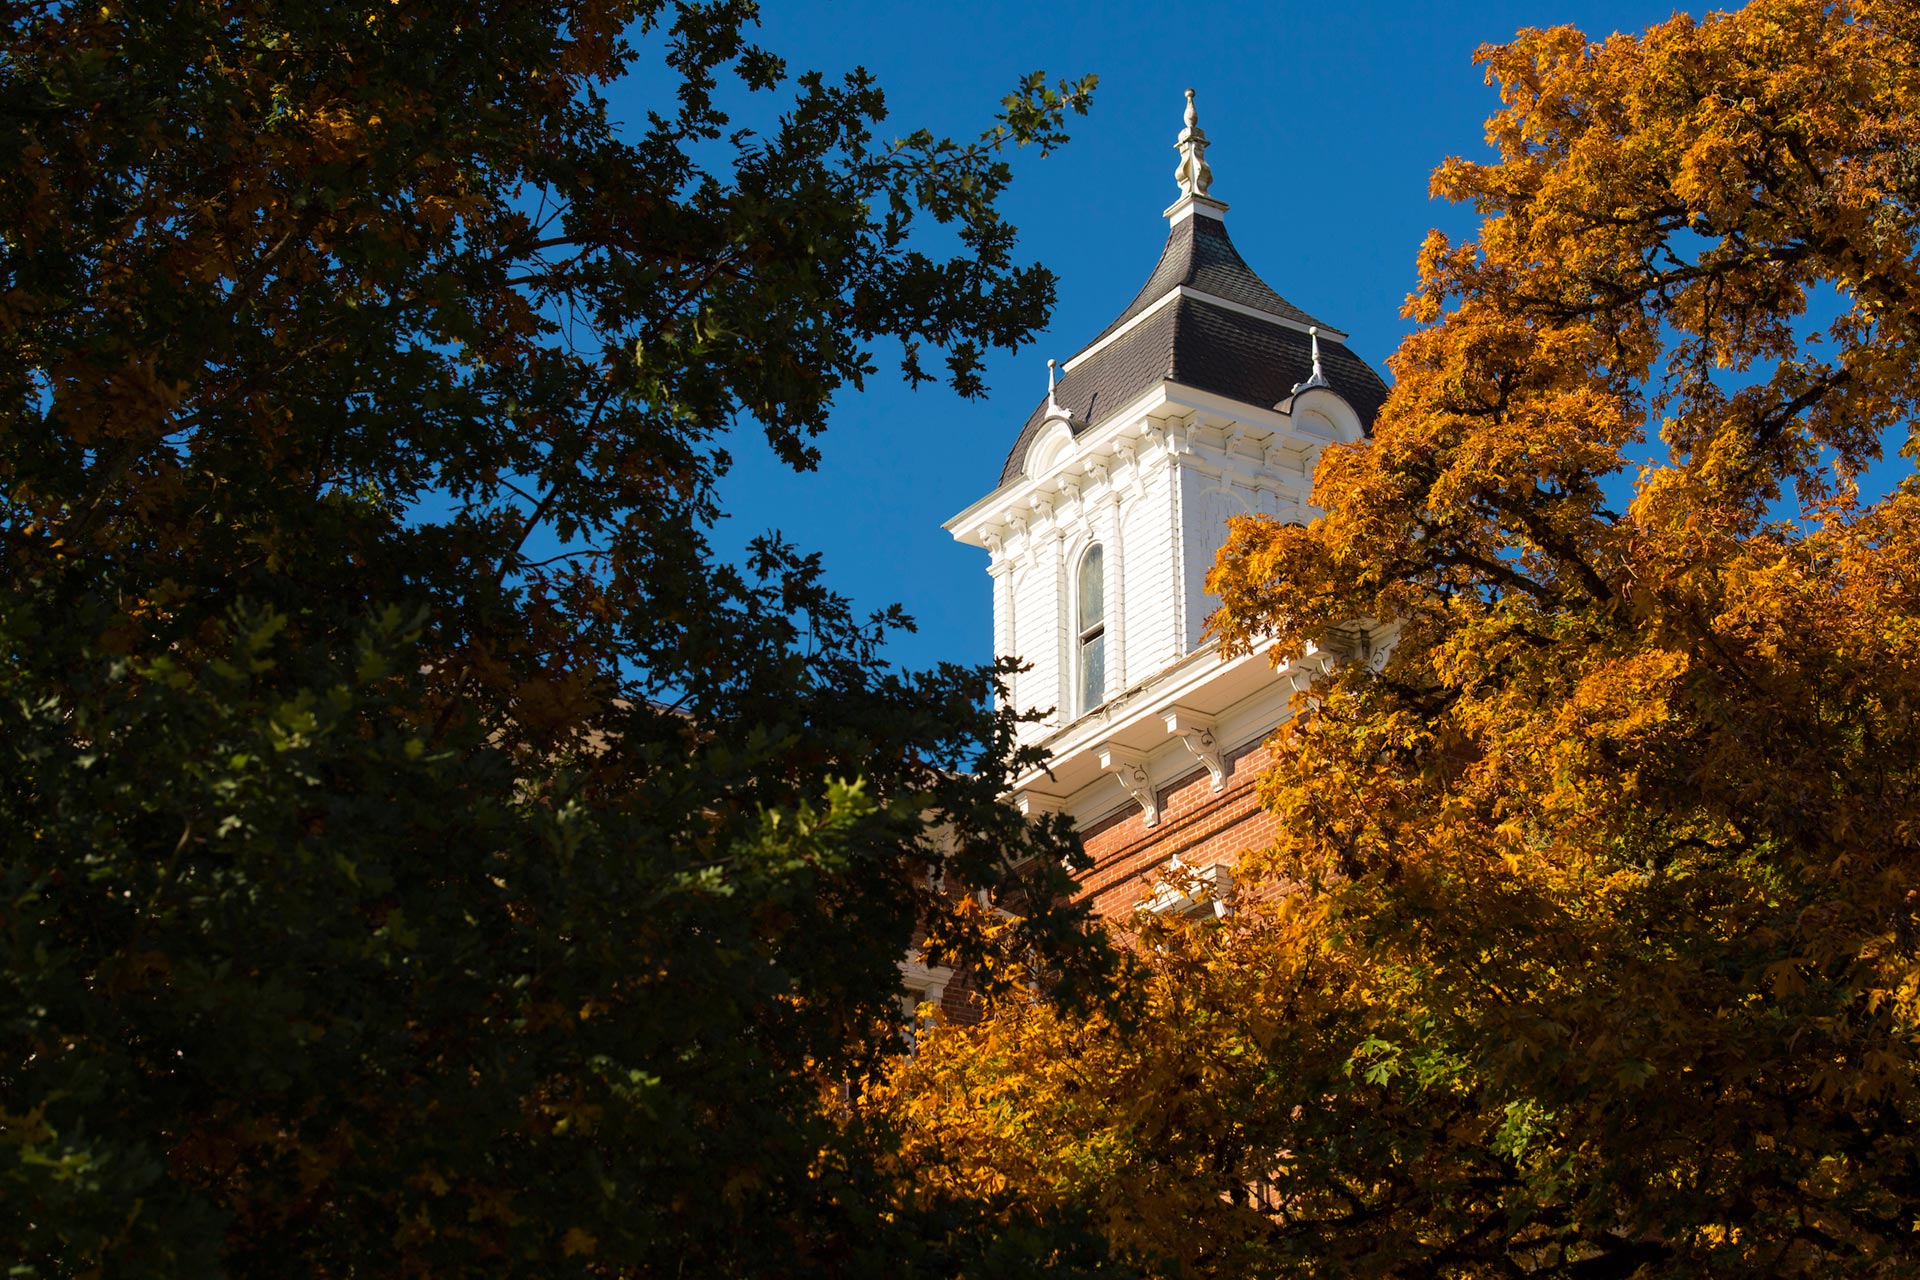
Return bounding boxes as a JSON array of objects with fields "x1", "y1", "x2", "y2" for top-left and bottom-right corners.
[
  {"x1": 1081, "y1": 632, "x2": 1105, "y2": 712},
  {"x1": 1078, "y1": 545, "x2": 1104, "y2": 630}
]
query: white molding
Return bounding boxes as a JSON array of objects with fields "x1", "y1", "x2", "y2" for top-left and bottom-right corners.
[
  {"x1": 1162, "y1": 193, "x2": 1229, "y2": 223},
  {"x1": 1141, "y1": 857, "x2": 1233, "y2": 919},
  {"x1": 899, "y1": 955, "x2": 954, "y2": 1004}
]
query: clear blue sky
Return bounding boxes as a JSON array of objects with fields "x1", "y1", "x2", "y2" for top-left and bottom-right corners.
[{"x1": 618, "y1": 1, "x2": 1695, "y2": 675}]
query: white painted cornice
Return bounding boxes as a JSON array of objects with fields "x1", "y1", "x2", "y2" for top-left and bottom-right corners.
[
  {"x1": 943, "y1": 384, "x2": 1180, "y2": 550},
  {"x1": 1013, "y1": 635, "x2": 1305, "y2": 821},
  {"x1": 946, "y1": 378, "x2": 1362, "y2": 557}
]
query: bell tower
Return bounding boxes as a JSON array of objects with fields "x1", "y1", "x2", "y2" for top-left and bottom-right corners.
[{"x1": 943, "y1": 91, "x2": 1389, "y2": 918}]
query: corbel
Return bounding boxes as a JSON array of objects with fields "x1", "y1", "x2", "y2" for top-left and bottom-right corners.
[
  {"x1": 1265, "y1": 437, "x2": 1312, "y2": 475},
  {"x1": 1015, "y1": 791, "x2": 1067, "y2": 820},
  {"x1": 1320, "y1": 623, "x2": 1373, "y2": 666},
  {"x1": 1096, "y1": 744, "x2": 1158, "y2": 827},
  {"x1": 1113, "y1": 440, "x2": 1146, "y2": 497},
  {"x1": 1163, "y1": 706, "x2": 1226, "y2": 792}
]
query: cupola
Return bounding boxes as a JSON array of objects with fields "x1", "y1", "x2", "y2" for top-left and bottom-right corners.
[{"x1": 944, "y1": 90, "x2": 1389, "y2": 834}]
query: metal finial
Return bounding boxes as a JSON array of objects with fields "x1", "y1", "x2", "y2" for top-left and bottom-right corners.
[
  {"x1": 1174, "y1": 88, "x2": 1212, "y2": 199},
  {"x1": 1047, "y1": 358, "x2": 1061, "y2": 413},
  {"x1": 1292, "y1": 326, "x2": 1332, "y2": 394}
]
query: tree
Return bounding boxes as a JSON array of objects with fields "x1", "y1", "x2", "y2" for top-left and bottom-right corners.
[
  {"x1": 0, "y1": 2, "x2": 1121, "y2": 1274},
  {"x1": 881, "y1": 2, "x2": 1920, "y2": 1275}
]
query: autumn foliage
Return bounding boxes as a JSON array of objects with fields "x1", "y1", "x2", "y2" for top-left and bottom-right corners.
[{"x1": 884, "y1": 3, "x2": 1920, "y2": 1276}]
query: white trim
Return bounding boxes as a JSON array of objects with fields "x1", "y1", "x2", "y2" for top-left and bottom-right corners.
[
  {"x1": 1163, "y1": 193, "x2": 1229, "y2": 223},
  {"x1": 1141, "y1": 858, "x2": 1233, "y2": 919}
]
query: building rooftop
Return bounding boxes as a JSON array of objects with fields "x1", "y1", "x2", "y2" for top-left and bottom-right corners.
[{"x1": 998, "y1": 92, "x2": 1389, "y2": 487}]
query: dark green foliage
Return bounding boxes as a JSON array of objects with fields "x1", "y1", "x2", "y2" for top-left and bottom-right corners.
[{"x1": 0, "y1": 1, "x2": 1116, "y2": 1273}]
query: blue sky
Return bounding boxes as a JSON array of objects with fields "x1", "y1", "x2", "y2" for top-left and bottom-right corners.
[{"x1": 610, "y1": 1, "x2": 1702, "y2": 675}]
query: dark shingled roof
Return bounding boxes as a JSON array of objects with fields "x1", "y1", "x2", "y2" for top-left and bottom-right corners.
[
  {"x1": 1089, "y1": 210, "x2": 1327, "y2": 344},
  {"x1": 998, "y1": 214, "x2": 1389, "y2": 486}
]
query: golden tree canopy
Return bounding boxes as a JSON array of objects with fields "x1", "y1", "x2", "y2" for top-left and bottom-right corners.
[{"x1": 883, "y1": 3, "x2": 1920, "y2": 1275}]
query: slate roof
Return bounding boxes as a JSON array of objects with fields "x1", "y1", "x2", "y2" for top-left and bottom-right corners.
[
  {"x1": 1089, "y1": 210, "x2": 1327, "y2": 344},
  {"x1": 998, "y1": 214, "x2": 1390, "y2": 486}
]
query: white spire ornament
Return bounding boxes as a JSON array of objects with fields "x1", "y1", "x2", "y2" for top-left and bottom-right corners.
[
  {"x1": 1173, "y1": 88, "x2": 1212, "y2": 198},
  {"x1": 1166, "y1": 88, "x2": 1228, "y2": 222}
]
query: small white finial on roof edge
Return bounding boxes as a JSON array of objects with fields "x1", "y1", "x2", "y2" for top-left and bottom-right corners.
[{"x1": 1292, "y1": 326, "x2": 1333, "y2": 395}]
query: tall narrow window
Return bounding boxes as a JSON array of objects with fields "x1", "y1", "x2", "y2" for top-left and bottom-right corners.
[{"x1": 1077, "y1": 545, "x2": 1106, "y2": 715}]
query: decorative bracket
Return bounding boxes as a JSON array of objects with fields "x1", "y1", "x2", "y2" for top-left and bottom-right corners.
[
  {"x1": 1319, "y1": 623, "x2": 1373, "y2": 666},
  {"x1": 1015, "y1": 791, "x2": 1067, "y2": 820},
  {"x1": 1114, "y1": 440, "x2": 1146, "y2": 496},
  {"x1": 1163, "y1": 706, "x2": 1226, "y2": 791},
  {"x1": 1096, "y1": 743, "x2": 1158, "y2": 827}
]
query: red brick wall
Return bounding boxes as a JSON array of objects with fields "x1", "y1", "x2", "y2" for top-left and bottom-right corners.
[
  {"x1": 904, "y1": 733, "x2": 1281, "y2": 1027},
  {"x1": 1075, "y1": 736, "x2": 1277, "y2": 920}
]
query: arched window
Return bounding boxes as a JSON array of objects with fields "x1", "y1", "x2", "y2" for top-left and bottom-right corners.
[{"x1": 1077, "y1": 544, "x2": 1106, "y2": 715}]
